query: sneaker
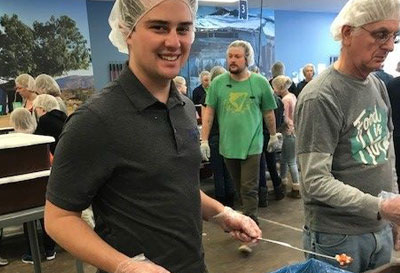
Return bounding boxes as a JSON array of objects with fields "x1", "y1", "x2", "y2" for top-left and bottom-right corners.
[
  {"x1": 21, "y1": 254, "x2": 33, "y2": 264},
  {"x1": 45, "y1": 250, "x2": 56, "y2": 261},
  {"x1": 288, "y1": 189, "x2": 301, "y2": 199},
  {"x1": 238, "y1": 244, "x2": 253, "y2": 255},
  {"x1": 0, "y1": 256, "x2": 8, "y2": 266}
]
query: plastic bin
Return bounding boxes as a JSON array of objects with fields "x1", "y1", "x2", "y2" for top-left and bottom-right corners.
[{"x1": 270, "y1": 258, "x2": 351, "y2": 273}]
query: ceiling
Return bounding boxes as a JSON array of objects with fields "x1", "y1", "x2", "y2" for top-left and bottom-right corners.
[{"x1": 91, "y1": 0, "x2": 349, "y2": 13}]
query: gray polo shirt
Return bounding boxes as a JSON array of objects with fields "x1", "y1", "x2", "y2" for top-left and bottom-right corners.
[{"x1": 47, "y1": 65, "x2": 205, "y2": 273}]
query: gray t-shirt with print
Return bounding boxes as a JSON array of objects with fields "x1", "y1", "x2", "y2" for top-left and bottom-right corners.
[{"x1": 295, "y1": 66, "x2": 394, "y2": 234}]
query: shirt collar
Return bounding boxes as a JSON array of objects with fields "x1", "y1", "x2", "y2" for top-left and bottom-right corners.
[{"x1": 117, "y1": 63, "x2": 185, "y2": 112}]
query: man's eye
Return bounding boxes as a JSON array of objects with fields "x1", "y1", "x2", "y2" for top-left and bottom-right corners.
[
  {"x1": 177, "y1": 26, "x2": 190, "y2": 34},
  {"x1": 150, "y1": 25, "x2": 167, "y2": 32},
  {"x1": 374, "y1": 31, "x2": 389, "y2": 40}
]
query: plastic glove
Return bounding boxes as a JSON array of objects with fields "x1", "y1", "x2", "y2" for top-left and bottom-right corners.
[
  {"x1": 200, "y1": 140, "x2": 210, "y2": 161},
  {"x1": 392, "y1": 224, "x2": 400, "y2": 251},
  {"x1": 267, "y1": 133, "x2": 281, "y2": 152},
  {"x1": 211, "y1": 207, "x2": 261, "y2": 243},
  {"x1": 115, "y1": 254, "x2": 170, "y2": 273},
  {"x1": 379, "y1": 191, "x2": 400, "y2": 226}
]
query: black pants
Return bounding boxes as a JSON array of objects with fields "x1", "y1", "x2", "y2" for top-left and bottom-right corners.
[{"x1": 23, "y1": 219, "x2": 55, "y2": 255}]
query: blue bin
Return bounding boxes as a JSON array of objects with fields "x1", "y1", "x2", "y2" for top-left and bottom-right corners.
[{"x1": 270, "y1": 258, "x2": 351, "y2": 273}]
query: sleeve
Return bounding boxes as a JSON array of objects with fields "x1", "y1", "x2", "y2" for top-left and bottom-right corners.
[
  {"x1": 205, "y1": 80, "x2": 217, "y2": 109},
  {"x1": 282, "y1": 97, "x2": 293, "y2": 127},
  {"x1": 260, "y1": 77, "x2": 277, "y2": 112},
  {"x1": 46, "y1": 107, "x2": 116, "y2": 211},
  {"x1": 298, "y1": 152, "x2": 381, "y2": 220},
  {"x1": 295, "y1": 96, "x2": 342, "y2": 154}
]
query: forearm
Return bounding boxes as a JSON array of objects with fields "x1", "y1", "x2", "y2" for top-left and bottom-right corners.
[
  {"x1": 45, "y1": 200, "x2": 127, "y2": 273},
  {"x1": 201, "y1": 107, "x2": 215, "y2": 141},
  {"x1": 200, "y1": 190, "x2": 224, "y2": 221},
  {"x1": 263, "y1": 110, "x2": 276, "y2": 135},
  {"x1": 299, "y1": 152, "x2": 380, "y2": 220}
]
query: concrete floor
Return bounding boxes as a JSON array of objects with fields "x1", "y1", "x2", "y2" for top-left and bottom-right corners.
[{"x1": 0, "y1": 176, "x2": 398, "y2": 273}]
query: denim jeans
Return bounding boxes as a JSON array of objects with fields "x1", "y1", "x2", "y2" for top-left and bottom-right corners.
[
  {"x1": 209, "y1": 135, "x2": 234, "y2": 199},
  {"x1": 280, "y1": 134, "x2": 299, "y2": 185},
  {"x1": 303, "y1": 224, "x2": 393, "y2": 272}
]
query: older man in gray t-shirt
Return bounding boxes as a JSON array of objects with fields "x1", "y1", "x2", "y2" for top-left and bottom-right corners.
[{"x1": 295, "y1": 0, "x2": 400, "y2": 272}]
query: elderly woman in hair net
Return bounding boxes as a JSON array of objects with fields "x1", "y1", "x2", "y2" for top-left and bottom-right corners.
[
  {"x1": 15, "y1": 74, "x2": 37, "y2": 113},
  {"x1": 44, "y1": 1, "x2": 261, "y2": 273},
  {"x1": 35, "y1": 74, "x2": 68, "y2": 115},
  {"x1": 10, "y1": 108, "x2": 37, "y2": 134}
]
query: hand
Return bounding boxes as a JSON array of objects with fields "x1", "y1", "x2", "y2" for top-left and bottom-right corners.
[
  {"x1": 392, "y1": 224, "x2": 400, "y2": 251},
  {"x1": 267, "y1": 133, "x2": 281, "y2": 152},
  {"x1": 200, "y1": 140, "x2": 210, "y2": 161},
  {"x1": 380, "y1": 196, "x2": 400, "y2": 226},
  {"x1": 115, "y1": 258, "x2": 170, "y2": 273},
  {"x1": 212, "y1": 207, "x2": 262, "y2": 243}
]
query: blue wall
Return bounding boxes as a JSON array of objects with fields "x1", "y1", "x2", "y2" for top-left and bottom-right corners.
[
  {"x1": 275, "y1": 10, "x2": 341, "y2": 79},
  {"x1": 85, "y1": 1, "x2": 342, "y2": 91},
  {"x1": 86, "y1": 0, "x2": 127, "y2": 91}
]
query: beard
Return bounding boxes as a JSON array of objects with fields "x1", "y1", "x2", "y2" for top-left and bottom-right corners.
[{"x1": 229, "y1": 64, "x2": 245, "y2": 74}]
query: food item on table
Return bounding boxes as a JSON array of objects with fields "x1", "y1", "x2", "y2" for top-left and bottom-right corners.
[{"x1": 335, "y1": 253, "x2": 353, "y2": 266}]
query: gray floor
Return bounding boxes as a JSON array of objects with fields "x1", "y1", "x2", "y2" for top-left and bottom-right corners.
[{"x1": 0, "y1": 177, "x2": 398, "y2": 273}]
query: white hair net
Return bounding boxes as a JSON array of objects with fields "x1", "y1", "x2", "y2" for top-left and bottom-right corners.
[
  {"x1": 15, "y1": 74, "x2": 35, "y2": 91},
  {"x1": 227, "y1": 40, "x2": 255, "y2": 67},
  {"x1": 35, "y1": 74, "x2": 61, "y2": 97},
  {"x1": 109, "y1": 0, "x2": 198, "y2": 54},
  {"x1": 10, "y1": 108, "x2": 37, "y2": 134},
  {"x1": 331, "y1": 0, "x2": 400, "y2": 41},
  {"x1": 272, "y1": 75, "x2": 292, "y2": 91},
  {"x1": 33, "y1": 94, "x2": 60, "y2": 113}
]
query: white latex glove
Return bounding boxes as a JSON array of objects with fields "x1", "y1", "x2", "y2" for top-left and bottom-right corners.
[
  {"x1": 267, "y1": 133, "x2": 281, "y2": 152},
  {"x1": 115, "y1": 254, "x2": 170, "y2": 273},
  {"x1": 200, "y1": 140, "x2": 210, "y2": 161},
  {"x1": 211, "y1": 207, "x2": 261, "y2": 243}
]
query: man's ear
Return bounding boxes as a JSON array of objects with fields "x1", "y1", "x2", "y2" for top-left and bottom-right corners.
[{"x1": 341, "y1": 25, "x2": 353, "y2": 47}]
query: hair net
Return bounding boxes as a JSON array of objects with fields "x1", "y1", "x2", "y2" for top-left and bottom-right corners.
[
  {"x1": 227, "y1": 40, "x2": 255, "y2": 67},
  {"x1": 302, "y1": 63, "x2": 315, "y2": 76},
  {"x1": 33, "y1": 94, "x2": 60, "y2": 113},
  {"x1": 10, "y1": 108, "x2": 37, "y2": 134},
  {"x1": 210, "y1": 66, "x2": 226, "y2": 81},
  {"x1": 271, "y1": 62, "x2": 285, "y2": 78},
  {"x1": 15, "y1": 74, "x2": 35, "y2": 91},
  {"x1": 331, "y1": 0, "x2": 400, "y2": 41},
  {"x1": 35, "y1": 74, "x2": 61, "y2": 97},
  {"x1": 272, "y1": 75, "x2": 292, "y2": 91},
  {"x1": 199, "y1": 70, "x2": 210, "y2": 80},
  {"x1": 173, "y1": 76, "x2": 186, "y2": 86},
  {"x1": 109, "y1": 0, "x2": 198, "y2": 54}
]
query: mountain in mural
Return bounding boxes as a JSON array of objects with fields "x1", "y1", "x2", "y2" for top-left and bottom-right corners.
[{"x1": 56, "y1": 75, "x2": 94, "y2": 91}]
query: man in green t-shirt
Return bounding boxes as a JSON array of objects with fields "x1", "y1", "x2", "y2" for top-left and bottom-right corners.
[{"x1": 201, "y1": 40, "x2": 279, "y2": 252}]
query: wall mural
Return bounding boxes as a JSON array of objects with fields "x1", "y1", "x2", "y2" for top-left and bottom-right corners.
[
  {"x1": 0, "y1": 0, "x2": 93, "y2": 113},
  {"x1": 184, "y1": 5, "x2": 275, "y2": 95}
]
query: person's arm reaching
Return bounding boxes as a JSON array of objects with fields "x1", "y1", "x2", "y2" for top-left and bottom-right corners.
[
  {"x1": 45, "y1": 201, "x2": 169, "y2": 273},
  {"x1": 200, "y1": 191, "x2": 261, "y2": 242}
]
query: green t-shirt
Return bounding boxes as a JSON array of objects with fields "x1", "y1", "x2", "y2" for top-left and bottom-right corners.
[{"x1": 206, "y1": 72, "x2": 277, "y2": 159}]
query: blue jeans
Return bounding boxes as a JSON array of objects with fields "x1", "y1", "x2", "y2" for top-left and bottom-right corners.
[
  {"x1": 280, "y1": 134, "x2": 299, "y2": 184},
  {"x1": 303, "y1": 224, "x2": 393, "y2": 272}
]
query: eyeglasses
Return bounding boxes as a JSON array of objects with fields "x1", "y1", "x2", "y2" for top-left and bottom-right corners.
[{"x1": 360, "y1": 26, "x2": 400, "y2": 44}]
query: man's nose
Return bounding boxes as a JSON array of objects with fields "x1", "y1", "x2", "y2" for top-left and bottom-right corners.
[{"x1": 165, "y1": 31, "x2": 180, "y2": 49}]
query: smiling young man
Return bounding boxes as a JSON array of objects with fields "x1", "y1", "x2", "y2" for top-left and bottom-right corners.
[
  {"x1": 44, "y1": 1, "x2": 261, "y2": 273},
  {"x1": 295, "y1": 0, "x2": 400, "y2": 271}
]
